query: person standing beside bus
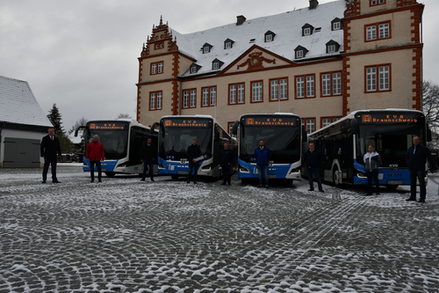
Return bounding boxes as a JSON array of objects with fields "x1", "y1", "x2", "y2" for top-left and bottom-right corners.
[
  {"x1": 221, "y1": 143, "x2": 234, "y2": 186},
  {"x1": 86, "y1": 135, "x2": 105, "y2": 183},
  {"x1": 187, "y1": 139, "x2": 202, "y2": 184},
  {"x1": 255, "y1": 140, "x2": 270, "y2": 188},
  {"x1": 40, "y1": 127, "x2": 62, "y2": 184},
  {"x1": 304, "y1": 141, "x2": 324, "y2": 192},
  {"x1": 141, "y1": 137, "x2": 156, "y2": 182},
  {"x1": 406, "y1": 136, "x2": 435, "y2": 203},
  {"x1": 363, "y1": 144, "x2": 382, "y2": 195}
]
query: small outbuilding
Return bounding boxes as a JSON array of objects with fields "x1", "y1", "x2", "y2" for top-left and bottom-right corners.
[{"x1": 0, "y1": 76, "x2": 53, "y2": 168}]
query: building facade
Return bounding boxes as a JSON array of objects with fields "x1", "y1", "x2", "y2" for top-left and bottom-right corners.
[{"x1": 136, "y1": 0, "x2": 424, "y2": 134}]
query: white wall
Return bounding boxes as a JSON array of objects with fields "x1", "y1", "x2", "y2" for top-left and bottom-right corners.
[{"x1": 0, "y1": 128, "x2": 46, "y2": 167}]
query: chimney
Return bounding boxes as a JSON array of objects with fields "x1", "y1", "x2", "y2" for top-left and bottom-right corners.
[
  {"x1": 309, "y1": 0, "x2": 319, "y2": 9},
  {"x1": 236, "y1": 15, "x2": 246, "y2": 25}
]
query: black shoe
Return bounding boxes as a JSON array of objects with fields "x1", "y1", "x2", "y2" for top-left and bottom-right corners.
[
  {"x1": 257, "y1": 185, "x2": 263, "y2": 188},
  {"x1": 366, "y1": 192, "x2": 372, "y2": 196},
  {"x1": 221, "y1": 182, "x2": 226, "y2": 185},
  {"x1": 187, "y1": 181, "x2": 190, "y2": 184},
  {"x1": 193, "y1": 181, "x2": 197, "y2": 184},
  {"x1": 91, "y1": 180, "x2": 94, "y2": 183},
  {"x1": 308, "y1": 189, "x2": 314, "y2": 192},
  {"x1": 319, "y1": 189, "x2": 324, "y2": 193},
  {"x1": 52, "y1": 180, "x2": 60, "y2": 184},
  {"x1": 228, "y1": 183, "x2": 231, "y2": 186},
  {"x1": 406, "y1": 198, "x2": 416, "y2": 202},
  {"x1": 151, "y1": 178, "x2": 155, "y2": 182},
  {"x1": 418, "y1": 199, "x2": 425, "y2": 203},
  {"x1": 140, "y1": 178, "x2": 145, "y2": 182},
  {"x1": 42, "y1": 180, "x2": 46, "y2": 184},
  {"x1": 98, "y1": 180, "x2": 102, "y2": 183},
  {"x1": 376, "y1": 192, "x2": 380, "y2": 195}
]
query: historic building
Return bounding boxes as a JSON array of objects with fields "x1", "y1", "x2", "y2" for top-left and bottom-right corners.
[{"x1": 136, "y1": 0, "x2": 424, "y2": 134}]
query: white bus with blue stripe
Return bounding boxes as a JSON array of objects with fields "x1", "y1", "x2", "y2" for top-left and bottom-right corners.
[
  {"x1": 75, "y1": 120, "x2": 157, "y2": 177},
  {"x1": 236, "y1": 113, "x2": 305, "y2": 183},
  {"x1": 308, "y1": 109, "x2": 429, "y2": 189},
  {"x1": 158, "y1": 115, "x2": 235, "y2": 179}
]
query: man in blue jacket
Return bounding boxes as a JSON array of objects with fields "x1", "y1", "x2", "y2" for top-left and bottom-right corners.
[
  {"x1": 406, "y1": 136, "x2": 436, "y2": 203},
  {"x1": 254, "y1": 140, "x2": 270, "y2": 187}
]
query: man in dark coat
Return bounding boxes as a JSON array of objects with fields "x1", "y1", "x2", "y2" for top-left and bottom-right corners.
[
  {"x1": 406, "y1": 136, "x2": 435, "y2": 203},
  {"x1": 141, "y1": 137, "x2": 157, "y2": 182},
  {"x1": 304, "y1": 141, "x2": 324, "y2": 192},
  {"x1": 254, "y1": 140, "x2": 270, "y2": 187},
  {"x1": 40, "y1": 127, "x2": 61, "y2": 184},
  {"x1": 221, "y1": 143, "x2": 234, "y2": 186},
  {"x1": 187, "y1": 139, "x2": 203, "y2": 184}
]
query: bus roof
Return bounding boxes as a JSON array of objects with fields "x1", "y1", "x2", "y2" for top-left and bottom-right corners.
[
  {"x1": 87, "y1": 119, "x2": 152, "y2": 130},
  {"x1": 310, "y1": 108, "x2": 424, "y2": 136},
  {"x1": 239, "y1": 112, "x2": 300, "y2": 119},
  {"x1": 160, "y1": 115, "x2": 214, "y2": 119}
]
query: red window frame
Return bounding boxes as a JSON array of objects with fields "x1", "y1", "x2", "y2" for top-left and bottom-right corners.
[
  {"x1": 320, "y1": 71, "x2": 342, "y2": 97},
  {"x1": 369, "y1": 0, "x2": 386, "y2": 7},
  {"x1": 201, "y1": 86, "x2": 217, "y2": 107},
  {"x1": 250, "y1": 80, "x2": 264, "y2": 103},
  {"x1": 294, "y1": 74, "x2": 316, "y2": 99},
  {"x1": 150, "y1": 61, "x2": 164, "y2": 75},
  {"x1": 149, "y1": 91, "x2": 163, "y2": 111},
  {"x1": 320, "y1": 116, "x2": 342, "y2": 129},
  {"x1": 364, "y1": 64, "x2": 392, "y2": 93},
  {"x1": 364, "y1": 21, "x2": 391, "y2": 42},
  {"x1": 182, "y1": 88, "x2": 197, "y2": 109},
  {"x1": 302, "y1": 117, "x2": 316, "y2": 134},
  {"x1": 269, "y1": 77, "x2": 289, "y2": 102},
  {"x1": 228, "y1": 83, "x2": 246, "y2": 105}
]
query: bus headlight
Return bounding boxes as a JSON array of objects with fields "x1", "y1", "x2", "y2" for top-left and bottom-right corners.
[
  {"x1": 240, "y1": 166, "x2": 249, "y2": 173},
  {"x1": 357, "y1": 172, "x2": 367, "y2": 179},
  {"x1": 158, "y1": 163, "x2": 165, "y2": 169},
  {"x1": 201, "y1": 164, "x2": 212, "y2": 171},
  {"x1": 289, "y1": 167, "x2": 301, "y2": 174}
]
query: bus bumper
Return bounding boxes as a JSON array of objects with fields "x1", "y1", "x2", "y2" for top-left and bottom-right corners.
[
  {"x1": 157, "y1": 158, "x2": 189, "y2": 175},
  {"x1": 238, "y1": 159, "x2": 301, "y2": 179},
  {"x1": 354, "y1": 168, "x2": 411, "y2": 185},
  {"x1": 82, "y1": 158, "x2": 118, "y2": 173}
]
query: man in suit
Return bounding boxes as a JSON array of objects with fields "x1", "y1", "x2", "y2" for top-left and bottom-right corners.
[
  {"x1": 40, "y1": 128, "x2": 61, "y2": 183},
  {"x1": 187, "y1": 139, "x2": 203, "y2": 184},
  {"x1": 141, "y1": 137, "x2": 157, "y2": 182},
  {"x1": 304, "y1": 141, "x2": 324, "y2": 193},
  {"x1": 406, "y1": 136, "x2": 436, "y2": 203},
  {"x1": 254, "y1": 139, "x2": 270, "y2": 188}
]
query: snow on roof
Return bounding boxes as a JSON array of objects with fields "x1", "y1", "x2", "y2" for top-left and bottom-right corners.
[
  {"x1": 170, "y1": 0, "x2": 345, "y2": 77},
  {"x1": 0, "y1": 76, "x2": 52, "y2": 128}
]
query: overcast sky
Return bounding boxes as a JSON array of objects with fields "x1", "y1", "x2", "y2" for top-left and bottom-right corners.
[{"x1": 0, "y1": 0, "x2": 437, "y2": 131}]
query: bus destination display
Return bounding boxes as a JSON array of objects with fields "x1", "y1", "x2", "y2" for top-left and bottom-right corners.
[
  {"x1": 89, "y1": 122, "x2": 127, "y2": 130},
  {"x1": 359, "y1": 113, "x2": 420, "y2": 124},
  {"x1": 243, "y1": 116, "x2": 297, "y2": 127},
  {"x1": 163, "y1": 119, "x2": 210, "y2": 128}
]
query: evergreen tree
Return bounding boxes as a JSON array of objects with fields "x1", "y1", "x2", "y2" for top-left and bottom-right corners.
[{"x1": 47, "y1": 104, "x2": 65, "y2": 135}]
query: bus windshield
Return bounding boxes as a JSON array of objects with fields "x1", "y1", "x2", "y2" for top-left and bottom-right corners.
[
  {"x1": 86, "y1": 121, "x2": 129, "y2": 160},
  {"x1": 357, "y1": 124, "x2": 425, "y2": 167},
  {"x1": 159, "y1": 118, "x2": 213, "y2": 161},
  {"x1": 240, "y1": 116, "x2": 301, "y2": 164}
]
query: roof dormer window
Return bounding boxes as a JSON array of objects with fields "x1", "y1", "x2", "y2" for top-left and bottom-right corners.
[
  {"x1": 326, "y1": 40, "x2": 340, "y2": 54},
  {"x1": 201, "y1": 43, "x2": 213, "y2": 54},
  {"x1": 302, "y1": 24, "x2": 314, "y2": 36},
  {"x1": 212, "y1": 59, "x2": 224, "y2": 71},
  {"x1": 331, "y1": 18, "x2": 342, "y2": 31},
  {"x1": 224, "y1": 38, "x2": 235, "y2": 49},
  {"x1": 264, "y1": 31, "x2": 276, "y2": 42},
  {"x1": 294, "y1": 45, "x2": 309, "y2": 59},
  {"x1": 189, "y1": 63, "x2": 201, "y2": 74}
]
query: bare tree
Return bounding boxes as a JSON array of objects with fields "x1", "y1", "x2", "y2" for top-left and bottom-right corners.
[
  {"x1": 423, "y1": 81, "x2": 439, "y2": 148},
  {"x1": 68, "y1": 117, "x2": 88, "y2": 134}
]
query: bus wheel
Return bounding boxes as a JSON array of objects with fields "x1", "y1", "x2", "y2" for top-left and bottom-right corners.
[
  {"x1": 105, "y1": 172, "x2": 116, "y2": 178},
  {"x1": 332, "y1": 169, "x2": 342, "y2": 186},
  {"x1": 386, "y1": 185, "x2": 399, "y2": 192},
  {"x1": 171, "y1": 175, "x2": 179, "y2": 180}
]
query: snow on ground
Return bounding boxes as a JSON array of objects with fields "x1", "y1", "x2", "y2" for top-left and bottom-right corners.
[{"x1": 0, "y1": 166, "x2": 438, "y2": 292}]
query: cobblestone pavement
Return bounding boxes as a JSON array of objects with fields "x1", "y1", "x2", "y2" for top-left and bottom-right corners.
[{"x1": 0, "y1": 166, "x2": 438, "y2": 292}]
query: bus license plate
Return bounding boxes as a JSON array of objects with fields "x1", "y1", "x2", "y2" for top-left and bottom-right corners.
[
  {"x1": 388, "y1": 180, "x2": 403, "y2": 185},
  {"x1": 378, "y1": 174, "x2": 384, "y2": 180}
]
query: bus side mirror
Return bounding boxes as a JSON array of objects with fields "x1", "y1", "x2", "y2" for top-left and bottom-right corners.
[
  {"x1": 231, "y1": 121, "x2": 239, "y2": 136},
  {"x1": 427, "y1": 127, "x2": 432, "y2": 142},
  {"x1": 74, "y1": 126, "x2": 85, "y2": 137},
  {"x1": 351, "y1": 119, "x2": 359, "y2": 134},
  {"x1": 151, "y1": 122, "x2": 160, "y2": 134}
]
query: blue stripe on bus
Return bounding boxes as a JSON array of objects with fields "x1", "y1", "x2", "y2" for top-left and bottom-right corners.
[
  {"x1": 238, "y1": 159, "x2": 292, "y2": 179},
  {"x1": 82, "y1": 157, "x2": 118, "y2": 172},
  {"x1": 353, "y1": 160, "x2": 411, "y2": 185},
  {"x1": 157, "y1": 157, "x2": 189, "y2": 175}
]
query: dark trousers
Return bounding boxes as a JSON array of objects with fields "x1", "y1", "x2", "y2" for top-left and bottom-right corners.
[
  {"x1": 42, "y1": 156, "x2": 57, "y2": 182},
  {"x1": 366, "y1": 170, "x2": 380, "y2": 194},
  {"x1": 257, "y1": 164, "x2": 268, "y2": 186},
  {"x1": 188, "y1": 162, "x2": 201, "y2": 183},
  {"x1": 410, "y1": 169, "x2": 426, "y2": 200},
  {"x1": 90, "y1": 161, "x2": 102, "y2": 182},
  {"x1": 308, "y1": 167, "x2": 323, "y2": 191},
  {"x1": 222, "y1": 165, "x2": 232, "y2": 185},
  {"x1": 142, "y1": 161, "x2": 154, "y2": 180}
]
